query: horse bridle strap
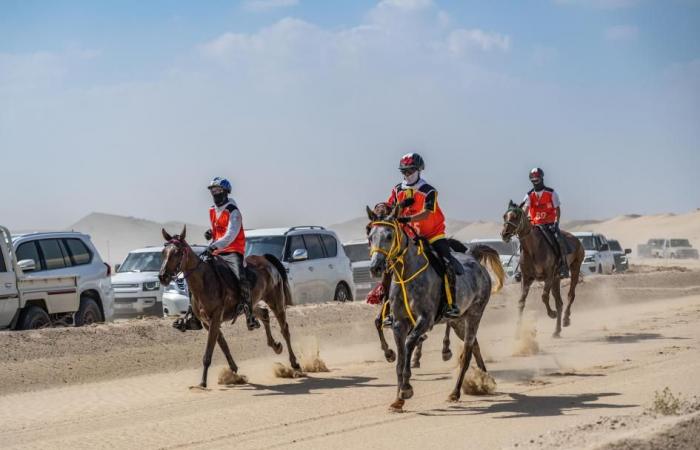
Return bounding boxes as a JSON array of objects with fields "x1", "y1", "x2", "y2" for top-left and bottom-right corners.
[{"x1": 165, "y1": 238, "x2": 202, "y2": 280}]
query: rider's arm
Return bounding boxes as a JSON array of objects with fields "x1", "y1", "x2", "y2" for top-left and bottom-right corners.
[
  {"x1": 212, "y1": 206, "x2": 242, "y2": 250},
  {"x1": 405, "y1": 190, "x2": 435, "y2": 222},
  {"x1": 552, "y1": 191, "x2": 561, "y2": 223}
]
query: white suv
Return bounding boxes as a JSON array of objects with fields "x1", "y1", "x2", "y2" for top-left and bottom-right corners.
[
  {"x1": 246, "y1": 226, "x2": 355, "y2": 304},
  {"x1": 11, "y1": 231, "x2": 114, "y2": 324},
  {"x1": 573, "y1": 232, "x2": 616, "y2": 275}
]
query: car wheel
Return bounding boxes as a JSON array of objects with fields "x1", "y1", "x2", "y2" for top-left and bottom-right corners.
[
  {"x1": 334, "y1": 283, "x2": 352, "y2": 302},
  {"x1": 75, "y1": 297, "x2": 102, "y2": 326},
  {"x1": 598, "y1": 264, "x2": 603, "y2": 274},
  {"x1": 18, "y1": 305, "x2": 51, "y2": 330}
]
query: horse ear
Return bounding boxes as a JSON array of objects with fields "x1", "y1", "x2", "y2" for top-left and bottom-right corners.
[
  {"x1": 508, "y1": 200, "x2": 517, "y2": 208},
  {"x1": 162, "y1": 228, "x2": 172, "y2": 242},
  {"x1": 366, "y1": 205, "x2": 378, "y2": 222},
  {"x1": 180, "y1": 225, "x2": 187, "y2": 241}
]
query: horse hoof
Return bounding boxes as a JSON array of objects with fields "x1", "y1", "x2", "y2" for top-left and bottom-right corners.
[
  {"x1": 411, "y1": 361, "x2": 420, "y2": 369},
  {"x1": 273, "y1": 342, "x2": 284, "y2": 354},
  {"x1": 385, "y1": 350, "x2": 396, "y2": 363},
  {"x1": 563, "y1": 317, "x2": 571, "y2": 327},
  {"x1": 293, "y1": 369, "x2": 307, "y2": 378},
  {"x1": 390, "y1": 399, "x2": 405, "y2": 412},
  {"x1": 442, "y1": 350, "x2": 453, "y2": 362},
  {"x1": 552, "y1": 331, "x2": 561, "y2": 338},
  {"x1": 547, "y1": 310, "x2": 557, "y2": 319},
  {"x1": 447, "y1": 392, "x2": 460, "y2": 403},
  {"x1": 399, "y1": 385, "x2": 414, "y2": 400},
  {"x1": 189, "y1": 385, "x2": 209, "y2": 391}
]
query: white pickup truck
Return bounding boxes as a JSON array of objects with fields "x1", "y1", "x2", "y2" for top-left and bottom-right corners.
[{"x1": 1, "y1": 225, "x2": 87, "y2": 330}]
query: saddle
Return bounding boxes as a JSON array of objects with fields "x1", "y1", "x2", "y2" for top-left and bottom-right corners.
[
  {"x1": 209, "y1": 256, "x2": 258, "y2": 296},
  {"x1": 415, "y1": 237, "x2": 467, "y2": 319},
  {"x1": 535, "y1": 224, "x2": 572, "y2": 255}
]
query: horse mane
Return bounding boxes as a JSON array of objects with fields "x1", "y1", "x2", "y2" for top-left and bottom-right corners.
[
  {"x1": 264, "y1": 254, "x2": 288, "y2": 283},
  {"x1": 446, "y1": 238, "x2": 468, "y2": 253}
]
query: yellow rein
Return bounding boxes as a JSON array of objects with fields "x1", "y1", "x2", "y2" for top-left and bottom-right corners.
[{"x1": 369, "y1": 220, "x2": 430, "y2": 326}]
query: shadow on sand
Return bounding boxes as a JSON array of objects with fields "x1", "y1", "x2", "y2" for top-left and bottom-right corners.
[
  {"x1": 223, "y1": 375, "x2": 393, "y2": 397},
  {"x1": 601, "y1": 333, "x2": 689, "y2": 344}
]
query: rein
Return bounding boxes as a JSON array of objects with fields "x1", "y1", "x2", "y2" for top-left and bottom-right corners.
[
  {"x1": 505, "y1": 208, "x2": 531, "y2": 239},
  {"x1": 369, "y1": 220, "x2": 429, "y2": 326},
  {"x1": 166, "y1": 238, "x2": 205, "y2": 280}
]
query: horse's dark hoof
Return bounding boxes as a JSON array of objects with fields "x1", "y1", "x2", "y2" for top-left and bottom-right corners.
[
  {"x1": 390, "y1": 399, "x2": 405, "y2": 412},
  {"x1": 291, "y1": 362, "x2": 302, "y2": 371},
  {"x1": 442, "y1": 350, "x2": 453, "y2": 362},
  {"x1": 273, "y1": 342, "x2": 283, "y2": 354},
  {"x1": 447, "y1": 392, "x2": 460, "y2": 403},
  {"x1": 563, "y1": 317, "x2": 571, "y2": 327},
  {"x1": 399, "y1": 385, "x2": 414, "y2": 400},
  {"x1": 552, "y1": 331, "x2": 561, "y2": 338},
  {"x1": 385, "y1": 349, "x2": 396, "y2": 363},
  {"x1": 547, "y1": 310, "x2": 557, "y2": 319},
  {"x1": 411, "y1": 360, "x2": 421, "y2": 369}
]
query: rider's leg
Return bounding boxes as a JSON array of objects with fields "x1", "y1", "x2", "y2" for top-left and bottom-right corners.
[
  {"x1": 432, "y1": 238, "x2": 462, "y2": 319},
  {"x1": 552, "y1": 224, "x2": 570, "y2": 278},
  {"x1": 380, "y1": 271, "x2": 394, "y2": 327},
  {"x1": 221, "y1": 252, "x2": 260, "y2": 330}
]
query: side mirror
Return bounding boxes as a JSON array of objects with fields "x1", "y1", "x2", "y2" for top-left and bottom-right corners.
[
  {"x1": 17, "y1": 259, "x2": 36, "y2": 272},
  {"x1": 114, "y1": 264, "x2": 121, "y2": 272},
  {"x1": 624, "y1": 249, "x2": 632, "y2": 254},
  {"x1": 291, "y1": 248, "x2": 308, "y2": 261},
  {"x1": 600, "y1": 244, "x2": 609, "y2": 251}
]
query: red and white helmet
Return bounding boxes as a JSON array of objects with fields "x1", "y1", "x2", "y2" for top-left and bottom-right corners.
[
  {"x1": 399, "y1": 153, "x2": 425, "y2": 172},
  {"x1": 529, "y1": 167, "x2": 544, "y2": 183}
]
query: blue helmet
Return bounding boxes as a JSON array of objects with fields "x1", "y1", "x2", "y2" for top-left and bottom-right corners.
[{"x1": 208, "y1": 177, "x2": 231, "y2": 193}]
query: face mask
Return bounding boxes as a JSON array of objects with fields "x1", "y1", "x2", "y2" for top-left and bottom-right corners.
[
  {"x1": 212, "y1": 192, "x2": 228, "y2": 206},
  {"x1": 531, "y1": 179, "x2": 544, "y2": 191},
  {"x1": 403, "y1": 171, "x2": 420, "y2": 186}
]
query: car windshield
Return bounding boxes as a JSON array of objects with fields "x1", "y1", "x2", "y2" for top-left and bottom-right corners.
[
  {"x1": 118, "y1": 252, "x2": 162, "y2": 272},
  {"x1": 471, "y1": 240, "x2": 518, "y2": 256},
  {"x1": 245, "y1": 236, "x2": 285, "y2": 259},
  {"x1": 608, "y1": 240, "x2": 622, "y2": 251},
  {"x1": 670, "y1": 239, "x2": 691, "y2": 247},
  {"x1": 344, "y1": 243, "x2": 370, "y2": 263},
  {"x1": 577, "y1": 236, "x2": 597, "y2": 251}
]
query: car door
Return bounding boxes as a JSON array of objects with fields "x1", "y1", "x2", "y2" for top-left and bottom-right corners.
[
  {"x1": 284, "y1": 235, "x2": 315, "y2": 304},
  {"x1": 301, "y1": 234, "x2": 331, "y2": 301},
  {"x1": 598, "y1": 235, "x2": 615, "y2": 274},
  {"x1": 35, "y1": 239, "x2": 78, "y2": 312},
  {"x1": 0, "y1": 243, "x2": 19, "y2": 328}
]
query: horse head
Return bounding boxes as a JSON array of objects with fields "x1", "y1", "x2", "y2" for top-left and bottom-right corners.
[
  {"x1": 501, "y1": 200, "x2": 525, "y2": 243},
  {"x1": 159, "y1": 225, "x2": 189, "y2": 286},
  {"x1": 366, "y1": 204, "x2": 402, "y2": 278}
]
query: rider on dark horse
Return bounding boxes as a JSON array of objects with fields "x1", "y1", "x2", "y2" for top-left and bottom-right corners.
[
  {"x1": 379, "y1": 153, "x2": 462, "y2": 324},
  {"x1": 173, "y1": 177, "x2": 260, "y2": 332},
  {"x1": 523, "y1": 167, "x2": 569, "y2": 278}
]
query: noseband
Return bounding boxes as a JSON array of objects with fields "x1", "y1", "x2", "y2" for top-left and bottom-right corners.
[{"x1": 163, "y1": 238, "x2": 202, "y2": 280}]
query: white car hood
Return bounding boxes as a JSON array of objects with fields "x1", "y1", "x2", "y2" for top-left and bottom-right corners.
[{"x1": 111, "y1": 272, "x2": 159, "y2": 284}]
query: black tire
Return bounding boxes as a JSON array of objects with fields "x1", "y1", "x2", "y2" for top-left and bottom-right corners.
[
  {"x1": 333, "y1": 283, "x2": 352, "y2": 302},
  {"x1": 75, "y1": 297, "x2": 102, "y2": 327},
  {"x1": 18, "y1": 306, "x2": 51, "y2": 330},
  {"x1": 598, "y1": 264, "x2": 603, "y2": 274}
]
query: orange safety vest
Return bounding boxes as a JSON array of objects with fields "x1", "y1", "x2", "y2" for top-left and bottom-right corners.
[
  {"x1": 209, "y1": 204, "x2": 246, "y2": 255},
  {"x1": 528, "y1": 189, "x2": 557, "y2": 225},
  {"x1": 388, "y1": 180, "x2": 446, "y2": 242}
]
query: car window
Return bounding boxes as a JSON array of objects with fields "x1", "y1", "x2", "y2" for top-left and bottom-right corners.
[
  {"x1": 64, "y1": 238, "x2": 92, "y2": 265},
  {"x1": 0, "y1": 249, "x2": 6, "y2": 272},
  {"x1": 344, "y1": 243, "x2": 370, "y2": 263},
  {"x1": 39, "y1": 239, "x2": 68, "y2": 270},
  {"x1": 303, "y1": 234, "x2": 325, "y2": 260},
  {"x1": 15, "y1": 242, "x2": 43, "y2": 270},
  {"x1": 286, "y1": 235, "x2": 306, "y2": 260},
  {"x1": 320, "y1": 235, "x2": 338, "y2": 258}
]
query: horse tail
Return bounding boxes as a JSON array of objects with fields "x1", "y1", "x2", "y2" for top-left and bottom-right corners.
[
  {"x1": 470, "y1": 244, "x2": 506, "y2": 294},
  {"x1": 264, "y1": 254, "x2": 293, "y2": 306}
]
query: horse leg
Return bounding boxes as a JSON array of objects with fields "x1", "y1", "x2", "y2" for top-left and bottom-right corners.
[
  {"x1": 197, "y1": 317, "x2": 221, "y2": 389},
  {"x1": 411, "y1": 334, "x2": 428, "y2": 368},
  {"x1": 542, "y1": 279, "x2": 556, "y2": 319},
  {"x1": 270, "y1": 306, "x2": 301, "y2": 371},
  {"x1": 400, "y1": 317, "x2": 430, "y2": 401},
  {"x1": 448, "y1": 315, "x2": 480, "y2": 402},
  {"x1": 217, "y1": 332, "x2": 239, "y2": 374},
  {"x1": 564, "y1": 263, "x2": 580, "y2": 327},
  {"x1": 442, "y1": 324, "x2": 453, "y2": 361},
  {"x1": 255, "y1": 305, "x2": 282, "y2": 354},
  {"x1": 472, "y1": 338, "x2": 487, "y2": 372},
  {"x1": 551, "y1": 278, "x2": 564, "y2": 337},
  {"x1": 517, "y1": 277, "x2": 534, "y2": 335},
  {"x1": 375, "y1": 309, "x2": 396, "y2": 363},
  {"x1": 390, "y1": 320, "x2": 409, "y2": 411}
]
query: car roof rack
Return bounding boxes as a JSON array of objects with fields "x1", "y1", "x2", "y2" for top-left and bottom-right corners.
[{"x1": 286, "y1": 226, "x2": 326, "y2": 233}]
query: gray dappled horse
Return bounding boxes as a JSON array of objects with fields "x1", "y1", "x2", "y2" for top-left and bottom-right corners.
[
  {"x1": 501, "y1": 201, "x2": 585, "y2": 337},
  {"x1": 366, "y1": 206, "x2": 505, "y2": 411}
]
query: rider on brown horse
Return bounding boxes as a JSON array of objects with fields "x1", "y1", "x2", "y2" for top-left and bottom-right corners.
[
  {"x1": 523, "y1": 168, "x2": 569, "y2": 278},
  {"x1": 379, "y1": 153, "x2": 462, "y2": 324},
  {"x1": 204, "y1": 177, "x2": 260, "y2": 330}
]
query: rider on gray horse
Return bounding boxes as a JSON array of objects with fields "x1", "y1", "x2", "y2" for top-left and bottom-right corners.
[
  {"x1": 522, "y1": 167, "x2": 569, "y2": 278},
  {"x1": 380, "y1": 153, "x2": 462, "y2": 323}
]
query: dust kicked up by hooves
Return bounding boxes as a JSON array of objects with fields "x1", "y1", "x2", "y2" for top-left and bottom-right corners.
[
  {"x1": 218, "y1": 368, "x2": 248, "y2": 385},
  {"x1": 513, "y1": 315, "x2": 540, "y2": 357},
  {"x1": 273, "y1": 336, "x2": 329, "y2": 378},
  {"x1": 462, "y1": 367, "x2": 497, "y2": 395}
]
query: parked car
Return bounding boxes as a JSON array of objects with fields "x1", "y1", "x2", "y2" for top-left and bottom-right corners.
[
  {"x1": 572, "y1": 232, "x2": 615, "y2": 274},
  {"x1": 0, "y1": 225, "x2": 114, "y2": 329},
  {"x1": 246, "y1": 226, "x2": 355, "y2": 304},
  {"x1": 468, "y1": 238, "x2": 520, "y2": 282},
  {"x1": 608, "y1": 239, "x2": 632, "y2": 272},
  {"x1": 637, "y1": 239, "x2": 664, "y2": 258},
  {"x1": 651, "y1": 239, "x2": 698, "y2": 259},
  {"x1": 343, "y1": 240, "x2": 373, "y2": 299}
]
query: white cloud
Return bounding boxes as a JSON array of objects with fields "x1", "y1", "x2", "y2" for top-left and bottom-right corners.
[
  {"x1": 605, "y1": 24, "x2": 639, "y2": 41},
  {"x1": 242, "y1": 0, "x2": 299, "y2": 13},
  {"x1": 553, "y1": 0, "x2": 639, "y2": 9},
  {"x1": 448, "y1": 28, "x2": 511, "y2": 54}
]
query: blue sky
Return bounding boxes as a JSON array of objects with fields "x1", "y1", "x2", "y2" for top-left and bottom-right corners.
[{"x1": 1, "y1": 0, "x2": 699, "y2": 229}]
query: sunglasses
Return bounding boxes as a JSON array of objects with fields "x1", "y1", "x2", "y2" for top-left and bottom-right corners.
[{"x1": 400, "y1": 168, "x2": 417, "y2": 175}]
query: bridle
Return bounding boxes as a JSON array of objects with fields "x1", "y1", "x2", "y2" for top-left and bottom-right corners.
[
  {"x1": 503, "y1": 207, "x2": 530, "y2": 239},
  {"x1": 163, "y1": 238, "x2": 204, "y2": 280}
]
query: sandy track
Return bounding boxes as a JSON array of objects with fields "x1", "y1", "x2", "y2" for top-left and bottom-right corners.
[{"x1": 1, "y1": 269, "x2": 699, "y2": 449}]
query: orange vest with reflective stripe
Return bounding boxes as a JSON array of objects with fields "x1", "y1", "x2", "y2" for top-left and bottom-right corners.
[
  {"x1": 388, "y1": 181, "x2": 446, "y2": 242},
  {"x1": 528, "y1": 189, "x2": 557, "y2": 225},
  {"x1": 209, "y1": 206, "x2": 246, "y2": 255}
]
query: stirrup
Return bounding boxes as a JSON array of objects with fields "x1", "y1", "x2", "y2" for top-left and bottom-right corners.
[
  {"x1": 443, "y1": 305, "x2": 461, "y2": 319},
  {"x1": 382, "y1": 315, "x2": 394, "y2": 328}
]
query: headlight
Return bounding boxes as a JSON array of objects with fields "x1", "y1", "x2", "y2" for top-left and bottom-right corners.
[
  {"x1": 143, "y1": 281, "x2": 160, "y2": 291},
  {"x1": 164, "y1": 283, "x2": 184, "y2": 294}
]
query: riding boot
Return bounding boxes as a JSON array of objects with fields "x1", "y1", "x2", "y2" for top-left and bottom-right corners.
[
  {"x1": 443, "y1": 266, "x2": 461, "y2": 319},
  {"x1": 380, "y1": 271, "x2": 394, "y2": 328},
  {"x1": 172, "y1": 305, "x2": 202, "y2": 332},
  {"x1": 555, "y1": 233, "x2": 570, "y2": 279},
  {"x1": 238, "y1": 276, "x2": 260, "y2": 330}
]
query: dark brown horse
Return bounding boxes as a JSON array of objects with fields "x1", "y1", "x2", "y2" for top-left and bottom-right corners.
[
  {"x1": 159, "y1": 226, "x2": 301, "y2": 388},
  {"x1": 501, "y1": 201, "x2": 585, "y2": 337}
]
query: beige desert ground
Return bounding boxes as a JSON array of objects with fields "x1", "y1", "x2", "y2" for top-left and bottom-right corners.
[{"x1": 2, "y1": 211, "x2": 699, "y2": 449}]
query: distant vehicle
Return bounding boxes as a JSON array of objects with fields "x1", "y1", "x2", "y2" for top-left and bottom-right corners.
[
  {"x1": 637, "y1": 239, "x2": 664, "y2": 258},
  {"x1": 343, "y1": 240, "x2": 373, "y2": 299},
  {"x1": 112, "y1": 245, "x2": 206, "y2": 318},
  {"x1": 572, "y1": 232, "x2": 615, "y2": 275},
  {"x1": 246, "y1": 226, "x2": 354, "y2": 304},
  {"x1": 607, "y1": 239, "x2": 632, "y2": 272},
  {"x1": 468, "y1": 238, "x2": 520, "y2": 282},
  {"x1": 651, "y1": 239, "x2": 699, "y2": 259},
  {"x1": 0, "y1": 225, "x2": 114, "y2": 330}
]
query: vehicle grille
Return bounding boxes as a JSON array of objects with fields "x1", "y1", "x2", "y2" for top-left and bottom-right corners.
[
  {"x1": 175, "y1": 278, "x2": 189, "y2": 294},
  {"x1": 115, "y1": 298, "x2": 138, "y2": 303},
  {"x1": 353, "y1": 267, "x2": 372, "y2": 284},
  {"x1": 113, "y1": 283, "x2": 140, "y2": 289}
]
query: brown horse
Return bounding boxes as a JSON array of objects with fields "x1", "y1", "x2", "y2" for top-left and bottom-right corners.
[
  {"x1": 159, "y1": 226, "x2": 301, "y2": 388},
  {"x1": 501, "y1": 201, "x2": 585, "y2": 337}
]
